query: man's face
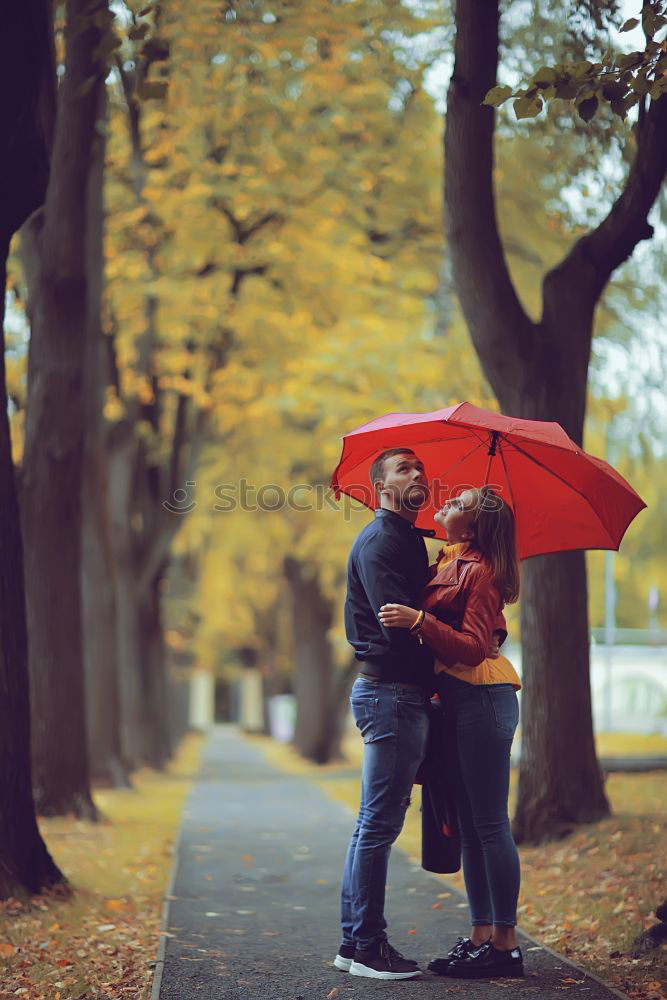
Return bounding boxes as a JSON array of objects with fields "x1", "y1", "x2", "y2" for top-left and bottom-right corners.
[{"x1": 377, "y1": 452, "x2": 429, "y2": 510}]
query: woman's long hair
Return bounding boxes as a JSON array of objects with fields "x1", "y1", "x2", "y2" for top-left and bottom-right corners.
[{"x1": 472, "y1": 486, "x2": 520, "y2": 604}]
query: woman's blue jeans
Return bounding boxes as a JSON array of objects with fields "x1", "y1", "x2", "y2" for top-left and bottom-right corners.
[
  {"x1": 435, "y1": 675, "x2": 521, "y2": 927},
  {"x1": 340, "y1": 676, "x2": 430, "y2": 951}
]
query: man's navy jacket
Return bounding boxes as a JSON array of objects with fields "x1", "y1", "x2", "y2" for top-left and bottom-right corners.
[{"x1": 344, "y1": 508, "x2": 434, "y2": 687}]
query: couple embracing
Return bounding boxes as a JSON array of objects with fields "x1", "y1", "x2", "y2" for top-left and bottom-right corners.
[{"x1": 336, "y1": 447, "x2": 523, "y2": 981}]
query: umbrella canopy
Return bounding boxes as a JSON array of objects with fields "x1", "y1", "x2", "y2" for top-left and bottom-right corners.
[{"x1": 330, "y1": 402, "x2": 646, "y2": 560}]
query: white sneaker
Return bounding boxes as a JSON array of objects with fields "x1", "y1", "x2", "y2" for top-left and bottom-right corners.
[{"x1": 349, "y1": 941, "x2": 421, "y2": 980}]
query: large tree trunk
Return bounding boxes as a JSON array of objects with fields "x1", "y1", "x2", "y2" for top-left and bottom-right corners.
[
  {"x1": 284, "y1": 556, "x2": 348, "y2": 764},
  {"x1": 445, "y1": 0, "x2": 667, "y2": 842},
  {"x1": 0, "y1": 0, "x2": 67, "y2": 896},
  {"x1": 517, "y1": 553, "x2": 606, "y2": 840},
  {"x1": 0, "y1": 240, "x2": 65, "y2": 896},
  {"x1": 20, "y1": 0, "x2": 113, "y2": 818},
  {"x1": 81, "y1": 81, "x2": 127, "y2": 787}
]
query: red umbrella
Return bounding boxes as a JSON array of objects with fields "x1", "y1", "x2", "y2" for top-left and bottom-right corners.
[{"x1": 330, "y1": 402, "x2": 646, "y2": 560}]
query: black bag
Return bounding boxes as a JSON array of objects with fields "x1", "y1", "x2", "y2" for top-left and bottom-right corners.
[{"x1": 418, "y1": 698, "x2": 461, "y2": 874}]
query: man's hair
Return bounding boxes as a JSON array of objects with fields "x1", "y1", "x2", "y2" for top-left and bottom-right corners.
[{"x1": 369, "y1": 448, "x2": 416, "y2": 490}]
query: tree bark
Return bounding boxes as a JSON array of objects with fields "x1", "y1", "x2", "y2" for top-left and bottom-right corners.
[
  {"x1": 445, "y1": 0, "x2": 667, "y2": 842},
  {"x1": 284, "y1": 556, "x2": 347, "y2": 764},
  {"x1": 20, "y1": 0, "x2": 112, "y2": 818},
  {"x1": 0, "y1": 240, "x2": 65, "y2": 894},
  {"x1": 107, "y1": 426, "x2": 145, "y2": 770},
  {"x1": 81, "y1": 83, "x2": 127, "y2": 787},
  {"x1": 138, "y1": 564, "x2": 172, "y2": 768},
  {"x1": 0, "y1": 0, "x2": 67, "y2": 896}
]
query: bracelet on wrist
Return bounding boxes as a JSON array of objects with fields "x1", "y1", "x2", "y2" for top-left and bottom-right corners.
[{"x1": 410, "y1": 609, "x2": 425, "y2": 632}]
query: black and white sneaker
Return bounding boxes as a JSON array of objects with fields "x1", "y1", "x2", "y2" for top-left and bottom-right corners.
[
  {"x1": 333, "y1": 942, "x2": 356, "y2": 972},
  {"x1": 445, "y1": 940, "x2": 524, "y2": 978},
  {"x1": 350, "y1": 940, "x2": 421, "y2": 979},
  {"x1": 427, "y1": 936, "x2": 485, "y2": 975}
]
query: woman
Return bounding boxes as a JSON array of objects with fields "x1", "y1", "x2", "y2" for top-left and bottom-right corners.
[{"x1": 378, "y1": 485, "x2": 523, "y2": 980}]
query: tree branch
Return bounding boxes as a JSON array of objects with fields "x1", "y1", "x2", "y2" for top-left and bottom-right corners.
[
  {"x1": 217, "y1": 204, "x2": 282, "y2": 244},
  {"x1": 573, "y1": 95, "x2": 666, "y2": 296},
  {"x1": 540, "y1": 93, "x2": 667, "y2": 383},
  {"x1": 444, "y1": 0, "x2": 535, "y2": 398}
]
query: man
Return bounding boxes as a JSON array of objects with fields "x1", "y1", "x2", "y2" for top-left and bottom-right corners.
[{"x1": 336, "y1": 447, "x2": 434, "y2": 980}]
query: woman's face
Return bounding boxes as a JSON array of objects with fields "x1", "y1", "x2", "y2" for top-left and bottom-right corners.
[{"x1": 434, "y1": 489, "x2": 478, "y2": 542}]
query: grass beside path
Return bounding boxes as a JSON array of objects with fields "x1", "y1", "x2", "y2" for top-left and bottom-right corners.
[
  {"x1": 251, "y1": 730, "x2": 667, "y2": 1000},
  {"x1": 0, "y1": 732, "x2": 205, "y2": 1000}
]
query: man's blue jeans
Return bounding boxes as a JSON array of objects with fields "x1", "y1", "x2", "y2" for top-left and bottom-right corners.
[{"x1": 340, "y1": 676, "x2": 430, "y2": 951}]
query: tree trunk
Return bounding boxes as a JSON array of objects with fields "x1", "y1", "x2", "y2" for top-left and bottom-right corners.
[
  {"x1": 515, "y1": 552, "x2": 607, "y2": 841},
  {"x1": 107, "y1": 427, "x2": 145, "y2": 770},
  {"x1": 0, "y1": 240, "x2": 66, "y2": 897},
  {"x1": 445, "y1": 0, "x2": 667, "y2": 842},
  {"x1": 493, "y1": 309, "x2": 606, "y2": 842},
  {"x1": 0, "y1": 0, "x2": 68, "y2": 898},
  {"x1": 284, "y1": 556, "x2": 341, "y2": 764},
  {"x1": 134, "y1": 434, "x2": 178, "y2": 767},
  {"x1": 20, "y1": 0, "x2": 113, "y2": 819},
  {"x1": 81, "y1": 81, "x2": 127, "y2": 787},
  {"x1": 138, "y1": 566, "x2": 172, "y2": 768}
]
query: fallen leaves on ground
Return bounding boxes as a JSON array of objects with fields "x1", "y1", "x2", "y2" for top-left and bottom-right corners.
[{"x1": 0, "y1": 732, "x2": 204, "y2": 999}]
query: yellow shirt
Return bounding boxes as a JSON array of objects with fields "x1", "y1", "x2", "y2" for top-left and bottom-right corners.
[{"x1": 433, "y1": 543, "x2": 522, "y2": 691}]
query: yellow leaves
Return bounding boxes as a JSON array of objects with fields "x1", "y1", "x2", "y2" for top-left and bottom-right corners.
[
  {"x1": 158, "y1": 348, "x2": 196, "y2": 375},
  {"x1": 183, "y1": 182, "x2": 214, "y2": 201},
  {"x1": 119, "y1": 371, "x2": 156, "y2": 406},
  {"x1": 5, "y1": 355, "x2": 26, "y2": 403},
  {"x1": 103, "y1": 387, "x2": 126, "y2": 423},
  {"x1": 143, "y1": 142, "x2": 171, "y2": 165},
  {"x1": 118, "y1": 205, "x2": 149, "y2": 228},
  {"x1": 105, "y1": 253, "x2": 146, "y2": 283},
  {"x1": 100, "y1": 0, "x2": 454, "y2": 658},
  {"x1": 141, "y1": 183, "x2": 167, "y2": 203},
  {"x1": 104, "y1": 898, "x2": 127, "y2": 913},
  {"x1": 165, "y1": 628, "x2": 186, "y2": 651},
  {"x1": 0, "y1": 942, "x2": 15, "y2": 957},
  {"x1": 157, "y1": 374, "x2": 197, "y2": 398},
  {"x1": 137, "y1": 378, "x2": 155, "y2": 405}
]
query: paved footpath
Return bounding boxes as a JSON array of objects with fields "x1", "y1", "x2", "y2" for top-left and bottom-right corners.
[{"x1": 154, "y1": 726, "x2": 627, "y2": 1000}]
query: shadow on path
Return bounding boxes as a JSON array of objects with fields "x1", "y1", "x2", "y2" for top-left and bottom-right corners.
[{"x1": 154, "y1": 725, "x2": 627, "y2": 1000}]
